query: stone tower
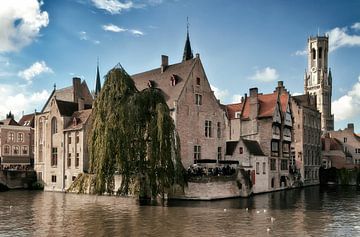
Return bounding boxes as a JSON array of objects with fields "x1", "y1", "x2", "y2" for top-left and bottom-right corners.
[{"x1": 304, "y1": 35, "x2": 334, "y2": 132}]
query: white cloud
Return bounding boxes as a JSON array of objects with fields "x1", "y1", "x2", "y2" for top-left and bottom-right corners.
[
  {"x1": 18, "y1": 61, "x2": 53, "y2": 82},
  {"x1": 327, "y1": 25, "x2": 360, "y2": 52},
  {"x1": 351, "y1": 22, "x2": 360, "y2": 31},
  {"x1": 332, "y1": 75, "x2": 360, "y2": 121},
  {"x1": 91, "y1": 0, "x2": 133, "y2": 14},
  {"x1": 249, "y1": 67, "x2": 279, "y2": 82},
  {"x1": 211, "y1": 85, "x2": 229, "y2": 102},
  {"x1": 102, "y1": 24, "x2": 144, "y2": 36},
  {"x1": 0, "y1": 84, "x2": 50, "y2": 120},
  {"x1": 129, "y1": 29, "x2": 144, "y2": 36},
  {"x1": 78, "y1": 31, "x2": 100, "y2": 44},
  {"x1": 0, "y1": 0, "x2": 49, "y2": 53},
  {"x1": 294, "y1": 49, "x2": 307, "y2": 56},
  {"x1": 232, "y1": 94, "x2": 243, "y2": 103},
  {"x1": 102, "y1": 24, "x2": 126, "y2": 32}
]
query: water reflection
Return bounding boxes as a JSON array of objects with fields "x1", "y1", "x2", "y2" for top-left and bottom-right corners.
[{"x1": 0, "y1": 186, "x2": 359, "y2": 236}]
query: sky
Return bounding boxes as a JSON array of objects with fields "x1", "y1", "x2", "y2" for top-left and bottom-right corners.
[{"x1": 1, "y1": 0, "x2": 360, "y2": 131}]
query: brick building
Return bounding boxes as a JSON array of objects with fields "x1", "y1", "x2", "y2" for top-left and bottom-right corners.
[
  {"x1": 291, "y1": 94, "x2": 321, "y2": 186},
  {"x1": 132, "y1": 32, "x2": 228, "y2": 169},
  {"x1": 225, "y1": 81, "x2": 294, "y2": 192},
  {"x1": 34, "y1": 77, "x2": 94, "y2": 191}
]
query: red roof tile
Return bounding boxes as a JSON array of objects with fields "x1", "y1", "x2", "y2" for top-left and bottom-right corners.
[{"x1": 225, "y1": 103, "x2": 243, "y2": 119}]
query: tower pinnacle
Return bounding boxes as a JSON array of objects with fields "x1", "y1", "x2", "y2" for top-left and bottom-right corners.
[
  {"x1": 95, "y1": 57, "x2": 101, "y2": 98},
  {"x1": 182, "y1": 17, "x2": 193, "y2": 62}
]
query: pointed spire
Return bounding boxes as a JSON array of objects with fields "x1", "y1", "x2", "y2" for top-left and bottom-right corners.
[
  {"x1": 95, "y1": 57, "x2": 101, "y2": 97},
  {"x1": 328, "y1": 67, "x2": 332, "y2": 85},
  {"x1": 182, "y1": 17, "x2": 193, "y2": 62}
]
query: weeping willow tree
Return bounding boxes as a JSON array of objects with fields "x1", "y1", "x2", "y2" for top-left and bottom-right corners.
[{"x1": 89, "y1": 64, "x2": 186, "y2": 198}]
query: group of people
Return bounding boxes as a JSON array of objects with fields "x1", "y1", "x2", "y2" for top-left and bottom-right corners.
[{"x1": 187, "y1": 165, "x2": 236, "y2": 178}]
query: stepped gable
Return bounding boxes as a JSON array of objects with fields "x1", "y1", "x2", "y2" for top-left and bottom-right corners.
[{"x1": 131, "y1": 58, "x2": 197, "y2": 109}]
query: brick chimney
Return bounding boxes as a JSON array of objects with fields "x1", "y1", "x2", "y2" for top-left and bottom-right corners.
[
  {"x1": 73, "y1": 77, "x2": 81, "y2": 103},
  {"x1": 78, "y1": 97, "x2": 84, "y2": 111},
  {"x1": 347, "y1": 123, "x2": 354, "y2": 132},
  {"x1": 161, "y1": 55, "x2": 168, "y2": 73},
  {"x1": 249, "y1": 88, "x2": 259, "y2": 119}
]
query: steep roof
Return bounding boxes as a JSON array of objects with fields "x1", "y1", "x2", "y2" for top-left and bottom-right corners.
[
  {"x1": 321, "y1": 137, "x2": 344, "y2": 151},
  {"x1": 241, "y1": 89, "x2": 289, "y2": 119},
  {"x1": 243, "y1": 139, "x2": 265, "y2": 156},
  {"x1": 131, "y1": 58, "x2": 197, "y2": 109},
  {"x1": 64, "y1": 109, "x2": 92, "y2": 131},
  {"x1": 226, "y1": 141, "x2": 238, "y2": 155},
  {"x1": 55, "y1": 100, "x2": 79, "y2": 117},
  {"x1": 0, "y1": 118, "x2": 19, "y2": 126},
  {"x1": 18, "y1": 113, "x2": 36, "y2": 127},
  {"x1": 226, "y1": 103, "x2": 243, "y2": 120}
]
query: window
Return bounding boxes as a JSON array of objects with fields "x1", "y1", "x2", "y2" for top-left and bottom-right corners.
[
  {"x1": 8, "y1": 132, "x2": 14, "y2": 141},
  {"x1": 76, "y1": 132, "x2": 80, "y2": 144},
  {"x1": 205, "y1": 120, "x2": 212, "y2": 137},
  {"x1": 17, "y1": 133, "x2": 24, "y2": 142},
  {"x1": 13, "y1": 146, "x2": 19, "y2": 155},
  {"x1": 262, "y1": 162, "x2": 266, "y2": 174},
  {"x1": 318, "y1": 47, "x2": 322, "y2": 59},
  {"x1": 194, "y1": 145, "x2": 201, "y2": 160},
  {"x1": 75, "y1": 153, "x2": 80, "y2": 168},
  {"x1": 67, "y1": 153, "x2": 71, "y2": 168},
  {"x1": 72, "y1": 176, "x2": 76, "y2": 181},
  {"x1": 68, "y1": 134, "x2": 72, "y2": 144},
  {"x1": 312, "y1": 48, "x2": 316, "y2": 60},
  {"x1": 195, "y1": 94, "x2": 202, "y2": 105},
  {"x1": 51, "y1": 117, "x2": 58, "y2": 134},
  {"x1": 271, "y1": 141, "x2": 279, "y2": 157},
  {"x1": 272, "y1": 125, "x2": 280, "y2": 136},
  {"x1": 235, "y1": 112, "x2": 241, "y2": 118},
  {"x1": 4, "y1": 145, "x2": 10, "y2": 155},
  {"x1": 51, "y1": 175, "x2": 56, "y2": 183},
  {"x1": 344, "y1": 137, "x2": 347, "y2": 143},
  {"x1": 270, "y1": 159, "x2": 276, "y2": 171},
  {"x1": 239, "y1": 147, "x2": 243, "y2": 154},
  {"x1": 281, "y1": 159, "x2": 288, "y2": 170},
  {"x1": 217, "y1": 147, "x2": 222, "y2": 161},
  {"x1": 256, "y1": 162, "x2": 260, "y2": 174},
  {"x1": 217, "y1": 122, "x2": 221, "y2": 138},
  {"x1": 22, "y1": 146, "x2": 28, "y2": 155},
  {"x1": 196, "y1": 77, "x2": 201, "y2": 85},
  {"x1": 51, "y1": 147, "x2": 58, "y2": 167},
  {"x1": 283, "y1": 143, "x2": 290, "y2": 157}
]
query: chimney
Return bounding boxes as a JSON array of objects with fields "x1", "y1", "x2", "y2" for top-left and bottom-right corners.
[
  {"x1": 78, "y1": 98, "x2": 84, "y2": 111},
  {"x1": 278, "y1": 81, "x2": 284, "y2": 88},
  {"x1": 73, "y1": 77, "x2": 81, "y2": 103},
  {"x1": 161, "y1": 55, "x2": 168, "y2": 73},
  {"x1": 241, "y1": 96, "x2": 244, "y2": 103},
  {"x1": 324, "y1": 134, "x2": 330, "y2": 151},
  {"x1": 249, "y1": 88, "x2": 259, "y2": 119},
  {"x1": 347, "y1": 123, "x2": 354, "y2": 132},
  {"x1": 196, "y1": 53, "x2": 200, "y2": 58}
]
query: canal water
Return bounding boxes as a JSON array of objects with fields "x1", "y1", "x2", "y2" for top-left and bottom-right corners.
[{"x1": 0, "y1": 186, "x2": 359, "y2": 236}]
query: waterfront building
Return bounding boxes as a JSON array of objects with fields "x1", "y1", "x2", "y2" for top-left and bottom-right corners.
[
  {"x1": 321, "y1": 134, "x2": 348, "y2": 169},
  {"x1": 132, "y1": 31, "x2": 228, "y2": 169},
  {"x1": 34, "y1": 77, "x2": 94, "y2": 191},
  {"x1": 324, "y1": 124, "x2": 360, "y2": 169},
  {"x1": 0, "y1": 112, "x2": 34, "y2": 170},
  {"x1": 304, "y1": 35, "x2": 334, "y2": 132},
  {"x1": 225, "y1": 81, "x2": 294, "y2": 192},
  {"x1": 291, "y1": 94, "x2": 321, "y2": 186}
]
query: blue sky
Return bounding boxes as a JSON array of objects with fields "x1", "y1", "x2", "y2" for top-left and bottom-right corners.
[{"x1": 1, "y1": 0, "x2": 360, "y2": 131}]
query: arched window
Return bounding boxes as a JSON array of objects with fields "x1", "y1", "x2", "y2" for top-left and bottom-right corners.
[
  {"x1": 13, "y1": 146, "x2": 19, "y2": 155},
  {"x1": 8, "y1": 132, "x2": 14, "y2": 141},
  {"x1": 4, "y1": 145, "x2": 10, "y2": 155},
  {"x1": 318, "y1": 47, "x2": 322, "y2": 59},
  {"x1": 51, "y1": 117, "x2": 58, "y2": 135},
  {"x1": 312, "y1": 48, "x2": 316, "y2": 60}
]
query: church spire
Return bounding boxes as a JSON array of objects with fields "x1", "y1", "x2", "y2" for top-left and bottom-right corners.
[
  {"x1": 182, "y1": 17, "x2": 193, "y2": 62},
  {"x1": 95, "y1": 57, "x2": 101, "y2": 98}
]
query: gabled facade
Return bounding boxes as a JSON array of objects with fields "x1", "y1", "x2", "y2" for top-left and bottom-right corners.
[
  {"x1": 321, "y1": 134, "x2": 349, "y2": 169},
  {"x1": 291, "y1": 94, "x2": 321, "y2": 186},
  {"x1": 34, "y1": 78, "x2": 93, "y2": 191},
  {"x1": 233, "y1": 81, "x2": 294, "y2": 191},
  {"x1": 326, "y1": 123, "x2": 360, "y2": 169},
  {"x1": 132, "y1": 54, "x2": 228, "y2": 168}
]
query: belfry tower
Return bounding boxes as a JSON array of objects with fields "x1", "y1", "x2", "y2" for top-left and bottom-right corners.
[{"x1": 304, "y1": 35, "x2": 334, "y2": 132}]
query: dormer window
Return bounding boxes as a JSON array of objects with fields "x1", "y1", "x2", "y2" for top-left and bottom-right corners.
[
  {"x1": 235, "y1": 112, "x2": 241, "y2": 118},
  {"x1": 147, "y1": 80, "x2": 154, "y2": 88},
  {"x1": 170, "y1": 74, "x2": 177, "y2": 86}
]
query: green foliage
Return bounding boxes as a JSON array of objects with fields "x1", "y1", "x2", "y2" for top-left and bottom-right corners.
[{"x1": 89, "y1": 65, "x2": 186, "y2": 198}]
